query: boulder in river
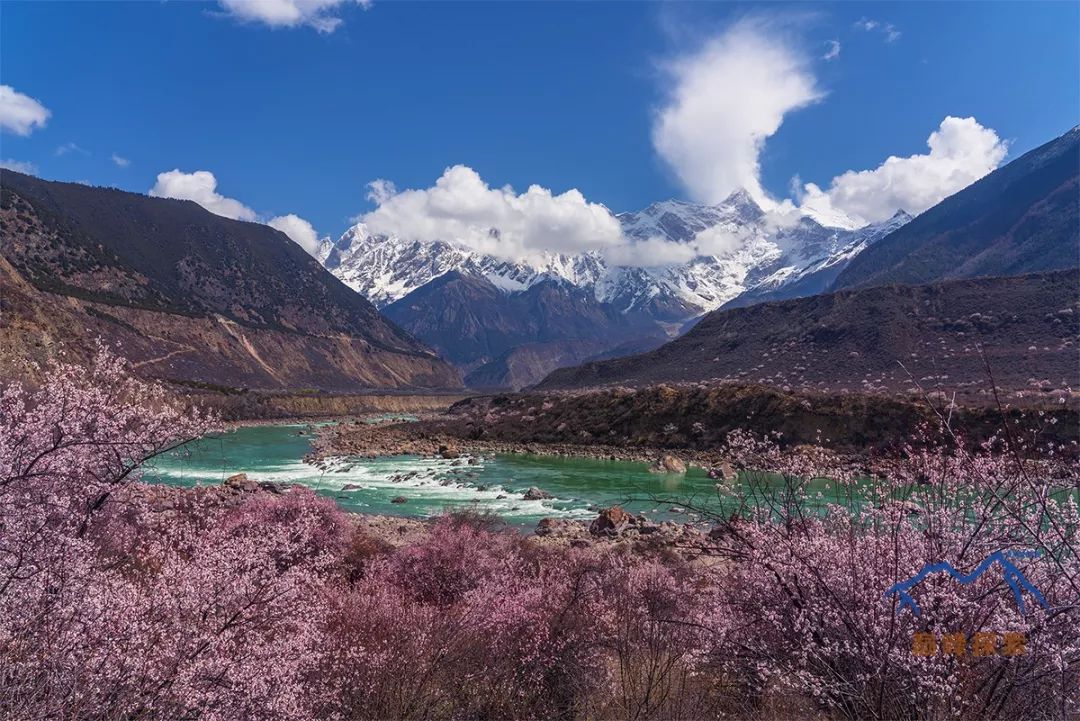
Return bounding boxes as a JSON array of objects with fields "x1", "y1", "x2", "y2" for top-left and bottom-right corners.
[
  {"x1": 438, "y1": 444, "x2": 460, "y2": 459},
  {"x1": 523, "y1": 487, "x2": 553, "y2": 500},
  {"x1": 650, "y1": 454, "x2": 687, "y2": 474},
  {"x1": 390, "y1": 496, "x2": 409, "y2": 504},
  {"x1": 224, "y1": 473, "x2": 259, "y2": 493}
]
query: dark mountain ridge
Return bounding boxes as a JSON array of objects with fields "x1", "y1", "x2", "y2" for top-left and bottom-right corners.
[{"x1": 0, "y1": 170, "x2": 461, "y2": 391}]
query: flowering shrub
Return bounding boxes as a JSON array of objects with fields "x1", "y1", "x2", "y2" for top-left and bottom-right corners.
[
  {"x1": 0, "y1": 353, "x2": 339, "y2": 719},
  {"x1": 698, "y1": 429, "x2": 1080, "y2": 720},
  {"x1": 1, "y1": 352, "x2": 1076, "y2": 719}
]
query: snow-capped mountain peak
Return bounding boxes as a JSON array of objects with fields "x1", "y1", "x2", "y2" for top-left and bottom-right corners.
[{"x1": 319, "y1": 191, "x2": 912, "y2": 316}]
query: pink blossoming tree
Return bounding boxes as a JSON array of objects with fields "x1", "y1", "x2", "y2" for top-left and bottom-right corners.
[{"x1": 1, "y1": 350, "x2": 1076, "y2": 720}]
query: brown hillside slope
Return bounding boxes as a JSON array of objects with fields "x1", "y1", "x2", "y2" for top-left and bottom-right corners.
[
  {"x1": 0, "y1": 171, "x2": 461, "y2": 391},
  {"x1": 537, "y1": 271, "x2": 1079, "y2": 405}
]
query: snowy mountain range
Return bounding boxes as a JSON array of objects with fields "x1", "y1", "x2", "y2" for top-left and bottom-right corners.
[
  {"x1": 317, "y1": 189, "x2": 911, "y2": 388},
  {"x1": 318, "y1": 189, "x2": 911, "y2": 318}
]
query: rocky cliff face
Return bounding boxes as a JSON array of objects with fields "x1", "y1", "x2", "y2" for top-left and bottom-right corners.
[{"x1": 0, "y1": 171, "x2": 461, "y2": 392}]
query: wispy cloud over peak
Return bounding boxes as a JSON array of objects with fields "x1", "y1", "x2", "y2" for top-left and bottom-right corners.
[{"x1": 652, "y1": 19, "x2": 823, "y2": 206}]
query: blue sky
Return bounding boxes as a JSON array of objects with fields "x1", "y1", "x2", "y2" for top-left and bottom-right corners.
[{"x1": 2, "y1": 1, "x2": 1077, "y2": 247}]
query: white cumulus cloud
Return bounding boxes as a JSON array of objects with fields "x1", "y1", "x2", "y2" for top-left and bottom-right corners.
[
  {"x1": 217, "y1": 0, "x2": 370, "y2": 32},
  {"x1": 360, "y1": 165, "x2": 628, "y2": 262},
  {"x1": 0, "y1": 85, "x2": 51, "y2": 136},
  {"x1": 149, "y1": 169, "x2": 322, "y2": 255},
  {"x1": 359, "y1": 165, "x2": 770, "y2": 267},
  {"x1": 797, "y1": 116, "x2": 1009, "y2": 225},
  {"x1": 150, "y1": 169, "x2": 258, "y2": 221},
  {"x1": 652, "y1": 20, "x2": 823, "y2": 207},
  {"x1": 268, "y1": 213, "x2": 322, "y2": 255}
]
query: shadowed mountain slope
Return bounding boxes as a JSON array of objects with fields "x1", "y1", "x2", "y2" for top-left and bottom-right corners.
[
  {"x1": 384, "y1": 270, "x2": 666, "y2": 389},
  {"x1": 0, "y1": 170, "x2": 461, "y2": 391},
  {"x1": 536, "y1": 270, "x2": 1079, "y2": 403}
]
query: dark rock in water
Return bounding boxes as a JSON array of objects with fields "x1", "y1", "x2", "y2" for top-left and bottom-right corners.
[
  {"x1": 391, "y1": 495, "x2": 408, "y2": 504},
  {"x1": 476, "y1": 484, "x2": 488, "y2": 492},
  {"x1": 438, "y1": 444, "x2": 460, "y2": 459},
  {"x1": 468, "y1": 457, "x2": 480, "y2": 465},
  {"x1": 340, "y1": 483, "x2": 361, "y2": 491},
  {"x1": 523, "y1": 487, "x2": 553, "y2": 500},
  {"x1": 590, "y1": 506, "x2": 631, "y2": 535},
  {"x1": 496, "y1": 494, "x2": 507, "y2": 499}
]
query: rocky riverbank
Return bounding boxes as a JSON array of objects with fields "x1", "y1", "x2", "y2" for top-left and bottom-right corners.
[
  {"x1": 134, "y1": 472, "x2": 719, "y2": 558},
  {"x1": 307, "y1": 417, "x2": 747, "y2": 481}
]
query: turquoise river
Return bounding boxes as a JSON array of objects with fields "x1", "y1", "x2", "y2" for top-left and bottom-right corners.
[{"x1": 141, "y1": 422, "x2": 725, "y2": 526}]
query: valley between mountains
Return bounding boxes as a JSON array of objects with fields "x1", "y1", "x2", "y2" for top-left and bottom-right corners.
[{"x1": 2, "y1": 126, "x2": 1077, "y2": 413}]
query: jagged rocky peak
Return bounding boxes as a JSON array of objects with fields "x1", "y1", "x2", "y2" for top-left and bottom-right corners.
[
  {"x1": 617, "y1": 188, "x2": 766, "y2": 243},
  {"x1": 717, "y1": 188, "x2": 766, "y2": 218}
]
